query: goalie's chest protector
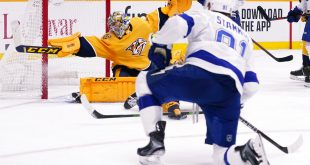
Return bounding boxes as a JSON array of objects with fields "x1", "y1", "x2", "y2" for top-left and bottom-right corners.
[{"x1": 103, "y1": 17, "x2": 153, "y2": 70}]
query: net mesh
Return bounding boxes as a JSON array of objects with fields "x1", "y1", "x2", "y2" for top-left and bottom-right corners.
[{"x1": 0, "y1": 0, "x2": 108, "y2": 98}]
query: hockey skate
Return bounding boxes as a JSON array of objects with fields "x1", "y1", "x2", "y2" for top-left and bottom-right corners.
[
  {"x1": 290, "y1": 67, "x2": 306, "y2": 81},
  {"x1": 290, "y1": 66, "x2": 310, "y2": 81},
  {"x1": 124, "y1": 93, "x2": 138, "y2": 109},
  {"x1": 65, "y1": 92, "x2": 81, "y2": 103},
  {"x1": 235, "y1": 135, "x2": 269, "y2": 165},
  {"x1": 138, "y1": 121, "x2": 166, "y2": 165},
  {"x1": 305, "y1": 76, "x2": 310, "y2": 88}
]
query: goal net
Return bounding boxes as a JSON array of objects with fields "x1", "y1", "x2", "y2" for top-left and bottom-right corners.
[{"x1": 0, "y1": 0, "x2": 110, "y2": 99}]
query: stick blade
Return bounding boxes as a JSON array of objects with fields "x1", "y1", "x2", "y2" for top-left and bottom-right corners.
[
  {"x1": 80, "y1": 94, "x2": 139, "y2": 119},
  {"x1": 287, "y1": 135, "x2": 303, "y2": 153},
  {"x1": 276, "y1": 55, "x2": 293, "y2": 62}
]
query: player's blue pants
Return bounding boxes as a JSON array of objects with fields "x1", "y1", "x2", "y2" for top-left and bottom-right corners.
[{"x1": 146, "y1": 64, "x2": 241, "y2": 147}]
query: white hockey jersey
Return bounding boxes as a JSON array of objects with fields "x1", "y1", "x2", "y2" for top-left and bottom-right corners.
[
  {"x1": 298, "y1": 0, "x2": 310, "y2": 13},
  {"x1": 152, "y1": 9, "x2": 259, "y2": 103}
]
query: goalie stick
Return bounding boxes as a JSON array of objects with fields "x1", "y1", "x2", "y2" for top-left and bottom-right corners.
[
  {"x1": 239, "y1": 116, "x2": 303, "y2": 154},
  {"x1": 252, "y1": 39, "x2": 293, "y2": 62},
  {"x1": 81, "y1": 94, "x2": 202, "y2": 119},
  {"x1": 14, "y1": 33, "x2": 292, "y2": 63},
  {"x1": 81, "y1": 95, "x2": 303, "y2": 154},
  {"x1": 15, "y1": 45, "x2": 61, "y2": 54}
]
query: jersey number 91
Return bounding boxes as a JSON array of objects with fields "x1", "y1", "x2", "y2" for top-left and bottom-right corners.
[{"x1": 216, "y1": 29, "x2": 247, "y2": 57}]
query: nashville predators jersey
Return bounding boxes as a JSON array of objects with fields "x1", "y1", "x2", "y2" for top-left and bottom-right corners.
[{"x1": 77, "y1": 9, "x2": 166, "y2": 71}]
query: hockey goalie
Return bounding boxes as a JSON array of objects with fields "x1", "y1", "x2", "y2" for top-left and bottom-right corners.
[{"x1": 47, "y1": 0, "x2": 192, "y2": 120}]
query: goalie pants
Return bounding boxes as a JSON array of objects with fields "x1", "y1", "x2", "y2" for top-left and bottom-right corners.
[{"x1": 145, "y1": 64, "x2": 241, "y2": 147}]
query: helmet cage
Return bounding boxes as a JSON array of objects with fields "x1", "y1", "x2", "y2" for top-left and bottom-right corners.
[{"x1": 108, "y1": 11, "x2": 130, "y2": 38}]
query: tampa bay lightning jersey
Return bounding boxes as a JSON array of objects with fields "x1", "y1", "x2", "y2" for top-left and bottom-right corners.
[
  {"x1": 295, "y1": 0, "x2": 310, "y2": 41},
  {"x1": 151, "y1": 9, "x2": 259, "y2": 103},
  {"x1": 298, "y1": 0, "x2": 310, "y2": 13}
]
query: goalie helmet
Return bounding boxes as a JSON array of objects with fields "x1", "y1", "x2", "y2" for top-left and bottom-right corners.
[{"x1": 108, "y1": 11, "x2": 130, "y2": 39}]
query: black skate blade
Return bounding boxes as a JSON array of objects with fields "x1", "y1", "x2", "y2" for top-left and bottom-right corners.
[{"x1": 277, "y1": 55, "x2": 293, "y2": 62}]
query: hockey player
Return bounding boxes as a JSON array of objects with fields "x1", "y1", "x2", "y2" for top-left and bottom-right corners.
[
  {"x1": 200, "y1": 0, "x2": 244, "y2": 25},
  {"x1": 48, "y1": 0, "x2": 191, "y2": 119},
  {"x1": 136, "y1": 0, "x2": 269, "y2": 164},
  {"x1": 286, "y1": 0, "x2": 310, "y2": 87},
  {"x1": 231, "y1": 0, "x2": 245, "y2": 25}
]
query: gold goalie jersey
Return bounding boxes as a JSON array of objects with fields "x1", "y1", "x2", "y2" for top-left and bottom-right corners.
[
  {"x1": 48, "y1": 0, "x2": 192, "y2": 70},
  {"x1": 81, "y1": 16, "x2": 154, "y2": 71}
]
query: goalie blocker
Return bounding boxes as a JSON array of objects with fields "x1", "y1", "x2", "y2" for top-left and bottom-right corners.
[{"x1": 80, "y1": 77, "x2": 136, "y2": 102}]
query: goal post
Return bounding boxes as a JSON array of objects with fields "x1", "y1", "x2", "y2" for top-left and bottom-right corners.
[{"x1": 0, "y1": 0, "x2": 111, "y2": 99}]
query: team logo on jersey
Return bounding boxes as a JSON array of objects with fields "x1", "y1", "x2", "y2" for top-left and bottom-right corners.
[
  {"x1": 226, "y1": 134, "x2": 233, "y2": 142},
  {"x1": 126, "y1": 38, "x2": 147, "y2": 56}
]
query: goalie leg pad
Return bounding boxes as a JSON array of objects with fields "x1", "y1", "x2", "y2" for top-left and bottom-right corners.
[{"x1": 80, "y1": 77, "x2": 136, "y2": 102}]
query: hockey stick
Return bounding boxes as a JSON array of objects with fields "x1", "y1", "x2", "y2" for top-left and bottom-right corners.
[
  {"x1": 257, "y1": 6, "x2": 287, "y2": 22},
  {"x1": 258, "y1": 5, "x2": 310, "y2": 22},
  {"x1": 81, "y1": 94, "x2": 201, "y2": 119},
  {"x1": 239, "y1": 116, "x2": 303, "y2": 154},
  {"x1": 11, "y1": 20, "x2": 61, "y2": 55},
  {"x1": 82, "y1": 94, "x2": 303, "y2": 153},
  {"x1": 15, "y1": 45, "x2": 61, "y2": 54},
  {"x1": 252, "y1": 39, "x2": 293, "y2": 62},
  {"x1": 81, "y1": 94, "x2": 139, "y2": 118}
]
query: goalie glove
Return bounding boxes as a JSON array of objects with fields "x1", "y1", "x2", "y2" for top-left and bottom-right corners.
[
  {"x1": 161, "y1": 0, "x2": 192, "y2": 17},
  {"x1": 48, "y1": 32, "x2": 81, "y2": 57},
  {"x1": 287, "y1": 6, "x2": 302, "y2": 23}
]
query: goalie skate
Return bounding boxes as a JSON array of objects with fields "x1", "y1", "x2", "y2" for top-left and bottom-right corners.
[{"x1": 124, "y1": 93, "x2": 138, "y2": 109}]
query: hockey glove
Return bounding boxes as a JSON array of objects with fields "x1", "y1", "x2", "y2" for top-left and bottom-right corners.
[
  {"x1": 197, "y1": 0, "x2": 205, "y2": 6},
  {"x1": 301, "y1": 15, "x2": 308, "y2": 22},
  {"x1": 148, "y1": 43, "x2": 172, "y2": 70},
  {"x1": 161, "y1": 0, "x2": 192, "y2": 17},
  {"x1": 287, "y1": 6, "x2": 302, "y2": 23},
  {"x1": 48, "y1": 32, "x2": 81, "y2": 57}
]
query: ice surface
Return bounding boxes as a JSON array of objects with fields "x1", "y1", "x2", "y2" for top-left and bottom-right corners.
[{"x1": 0, "y1": 50, "x2": 309, "y2": 165}]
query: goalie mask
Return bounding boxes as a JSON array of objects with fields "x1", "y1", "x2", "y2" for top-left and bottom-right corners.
[{"x1": 108, "y1": 11, "x2": 130, "y2": 39}]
